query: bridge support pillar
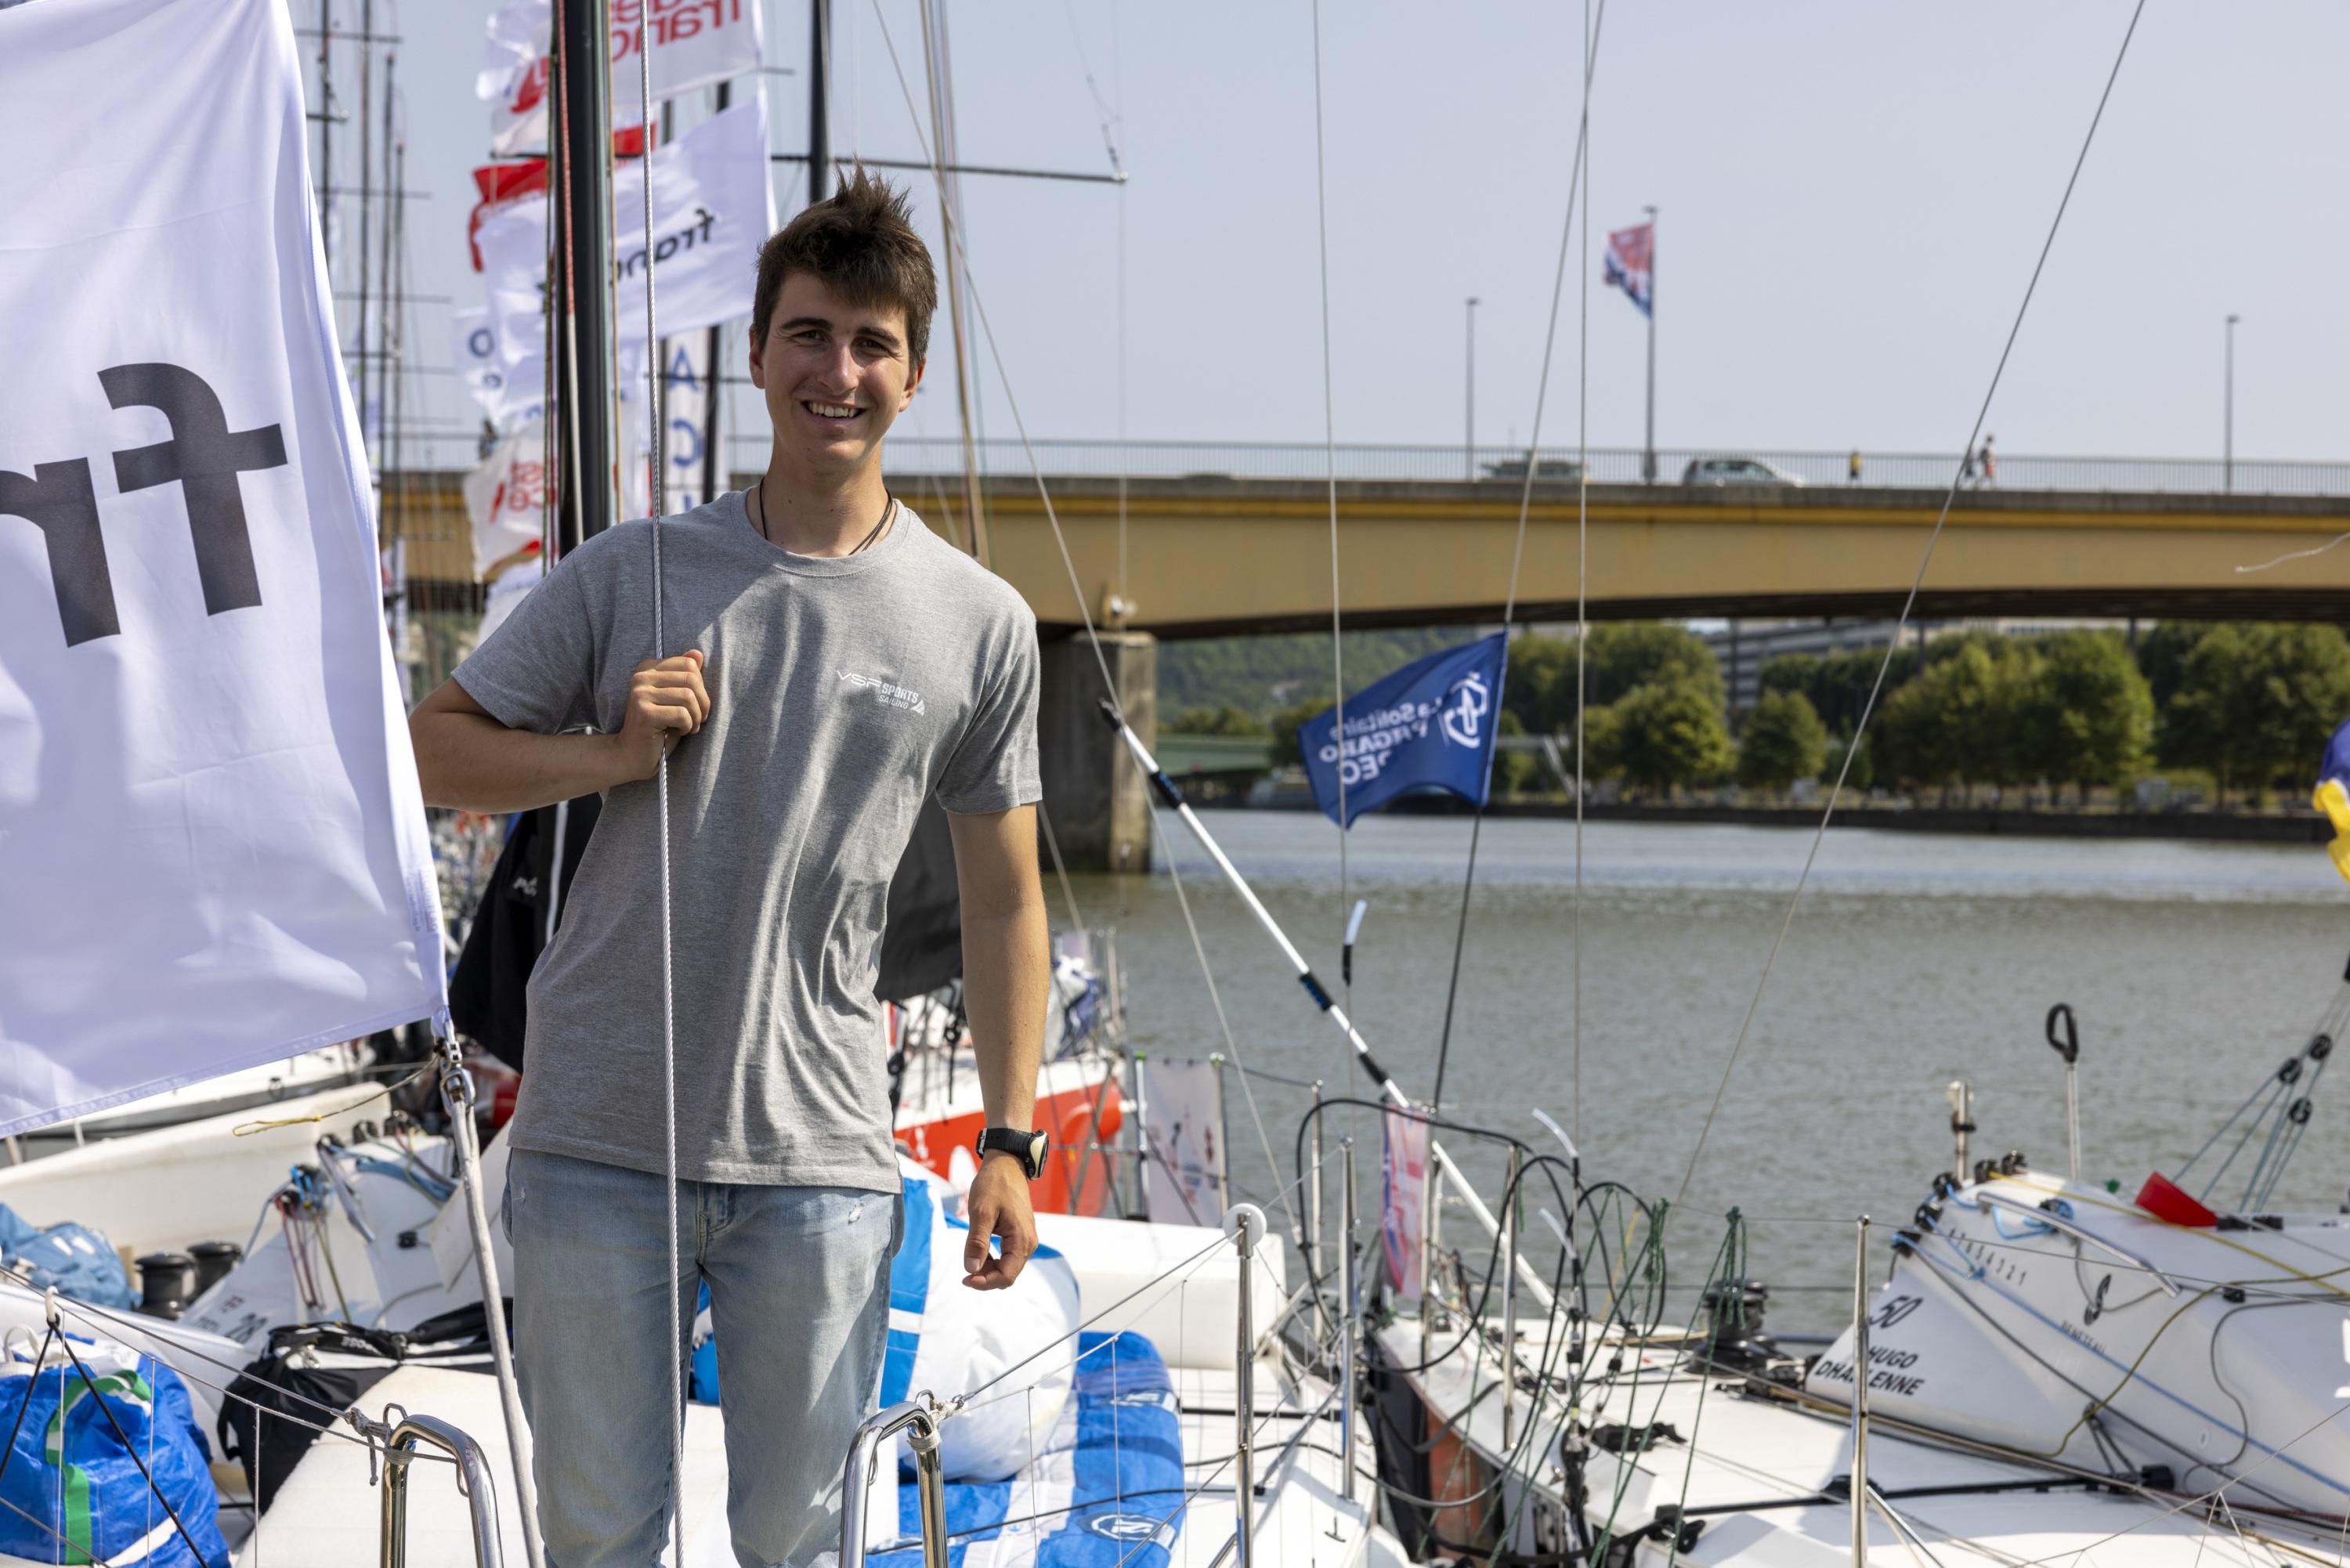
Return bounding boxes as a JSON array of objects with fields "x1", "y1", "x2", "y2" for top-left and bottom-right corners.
[{"x1": 1038, "y1": 630, "x2": 1156, "y2": 875}]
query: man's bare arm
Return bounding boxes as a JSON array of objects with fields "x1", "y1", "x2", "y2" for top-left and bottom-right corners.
[
  {"x1": 408, "y1": 652, "x2": 710, "y2": 813},
  {"x1": 949, "y1": 803, "x2": 1049, "y2": 1290}
]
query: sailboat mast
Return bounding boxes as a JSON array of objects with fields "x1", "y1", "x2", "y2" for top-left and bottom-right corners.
[
  {"x1": 808, "y1": 0, "x2": 830, "y2": 203},
  {"x1": 552, "y1": 0, "x2": 620, "y2": 544},
  {"x1": 354, "y1": 0, "x2": 371, "y2": 465},
  {"x1": 703, "y1": 76, "x2": 730, "y2": 510}
]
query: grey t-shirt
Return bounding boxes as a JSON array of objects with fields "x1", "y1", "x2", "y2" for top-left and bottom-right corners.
[{"x1": 452, "y1": 491, "x2": 1040, "y2": 1191}]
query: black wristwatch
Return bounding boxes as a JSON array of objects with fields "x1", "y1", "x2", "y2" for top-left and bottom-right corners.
[{"x1": 976, "y1": 1126, "x2": 1048, "y2": 1180}]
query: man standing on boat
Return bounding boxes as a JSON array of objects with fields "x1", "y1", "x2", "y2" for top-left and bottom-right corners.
[{"x1": 407, "y1": 173, "x2": 1050, "y2": 1567}]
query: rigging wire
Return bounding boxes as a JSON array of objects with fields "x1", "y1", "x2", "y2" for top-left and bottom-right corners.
[
  {"x1": 632, "y1": 23, "x2": 686, "y2": 1568},
  {"x1": 1671, "y1": 0, "x2": 2150, "y2": 1216},
  {"x1": 1430, "y1": 0, "x2": 1608, "y2": 1116},
  {"x1": 1569, "y1": 0, "x2": 1595, "y2": 1153},
  {"x1": 1304, "y1": 0, "x2": 1353, "y2": 1055},
  {"x1": 865, "y1": 4, "x2": 1328, "y2": 1201}
]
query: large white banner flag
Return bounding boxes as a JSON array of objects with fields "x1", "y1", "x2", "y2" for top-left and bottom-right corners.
[
  {"x1": 0, "y1": 0, "x2": 445, "y2": 1133},
  {"x1": 480, "y1": 0, "x2": 763, "y2": 157},
  {"x1": 477, "y1": 96, "x2": 772, "y2": 395}
]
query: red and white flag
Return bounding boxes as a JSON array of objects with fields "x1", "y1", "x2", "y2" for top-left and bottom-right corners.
[
  {"x1": 479, "y1": 0, "x2": 763, "y2": 157},
  {"x1": 1603, "y1": 220, "x2": 1654, "y2": 317}
]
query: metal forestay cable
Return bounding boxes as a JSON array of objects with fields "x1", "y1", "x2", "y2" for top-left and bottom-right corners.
[
  {"x1": 1304, "y1": 0, "x2": 1352, "y2": 1048},
  {"x1": 1144, "y1": 808, "x2": 1296, "y2": 1237},
  {"x1": 1430, "y1": 0, "x2": 1607, "y2": 1116},
  {"x1": 636, "y1": 31, "x2": 686, "y2": 1568},
  {"x1": 1671, "y1": 0, "x2": 2149, "y2": 1216},
  {"x1": 865, "y1": 0, "x2": 1316, "y2": 1222},
  {"x1": 1569, "y1": 0, "x2": 1595, "y2": 1154}
]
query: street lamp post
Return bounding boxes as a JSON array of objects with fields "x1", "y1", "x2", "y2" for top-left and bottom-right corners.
[
  {"x1": 1465, "y1": 296, "x2": 1480, "y2": 480},
  {"x1": 2224, "y1": 313, "x2": 2240, "y2": 493},
  {"x1": 1642, "y1": 204, "x2": 1658, "y2": 484}
]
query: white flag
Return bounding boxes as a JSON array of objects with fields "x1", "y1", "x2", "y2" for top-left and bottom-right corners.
[
  {"x1": 477, "y1": 96, "x2": 772, "y2": 401},
  {"x1": 0, "y1": 0, "x2": 443, "y2": 1133},
  {"x1": 481, "y1": 0, "x2": 764, "y2": 157},
  {"x1": 452, "y1": 304, "x2": 545, "y2": 432},
  {"x1": 462, "y1": 421, "x2": 553, "y2": 580}
]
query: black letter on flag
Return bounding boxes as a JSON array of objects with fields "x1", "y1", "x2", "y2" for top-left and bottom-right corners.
[
  {"x1": 0, "y1": 459, "x2": 119, "y2": 646},
  {"x1": 102, "y1": 363, "x2": 285, "y2": 617}
]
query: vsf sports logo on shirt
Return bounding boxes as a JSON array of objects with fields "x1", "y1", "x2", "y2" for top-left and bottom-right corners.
[{"x1": 837, "y1": 667, "x2": 926, "y2": 715}]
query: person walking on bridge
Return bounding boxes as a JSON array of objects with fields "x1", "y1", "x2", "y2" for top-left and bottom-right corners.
[{"x1": 407, "y1": 172, "x2": 1054, "y2": 1567}]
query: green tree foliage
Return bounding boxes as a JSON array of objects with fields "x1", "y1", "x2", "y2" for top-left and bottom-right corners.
[
  {"x1": 1492, "y1": 710, "x2": 1538, "y2": 795},
  {"x1": 1267, "y1": 693, "x2": 1333, "y2": 769},
  {"x1": 2134, "y1": 621, "x2": 2214, "y2": 713},
  {"x1": 1157, "y1": 629, "x2": 1458, "y2": 721},
  {"x1": 1759, "y1": 645, "x2": 1922, "y2": 736},
  {"x1": 1875, "y1": 641, "x2": 2038, "y2": 797},
  {"x1": 1737, "y1": 689, "x2": 1829, "y2": 794},
  {"x1": 2012, "y1": 630, "x2": 2153, "y2": 797},
  {"x1": 1164, "y1": 703, "x2": 1271, "y2": 737},
  {"x1": 1824, "y1": 730, "x2": 1875, "y2": 793},
  {"x1": 1502, "y1": 623, "x2": 1722, "y2": 735},
  {"x1": 2163, "y1": 624, "x2": 2350, "y2": 803},
  {"x1": 1504, "y1": 634, "x2": 1578, "y2": 735},
  {"x1": 1611, "y1": 679, "x2": 1734, "y2": 796}
]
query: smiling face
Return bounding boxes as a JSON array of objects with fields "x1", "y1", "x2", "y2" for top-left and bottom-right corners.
[{"x1": 747, "y1": 272, "x2": 925, "y2": 480}]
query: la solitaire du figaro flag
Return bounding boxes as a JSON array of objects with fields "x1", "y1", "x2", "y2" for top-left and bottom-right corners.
[
  {"x1": 1297, "y1": 634, "x2": 1509, "y2": 828},
  {"x1": 0, "y1": 0, "x2": 445, "y2": 1134}
]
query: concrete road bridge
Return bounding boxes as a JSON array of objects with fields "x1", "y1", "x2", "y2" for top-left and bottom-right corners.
[
  {"x1": 863, "y1": 439, "x2": 2350, "y2": 638},
  {"x1": 388, "y1": 439, "x2": 2350, "y2": 867}
]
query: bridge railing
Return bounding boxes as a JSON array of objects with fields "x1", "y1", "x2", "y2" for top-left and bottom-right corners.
[{"x1": 764, "y1": 437, "x2": 2350, "y2": 498}]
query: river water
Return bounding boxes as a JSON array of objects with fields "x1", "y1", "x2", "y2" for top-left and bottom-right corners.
[{"x1": 1069, "y1": 810, "x2": 2350, "y2": 1330}]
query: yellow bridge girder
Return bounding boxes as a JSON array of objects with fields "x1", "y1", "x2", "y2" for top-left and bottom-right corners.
[
  {"x1": 960, "y1": 476, "x2": 2350, "y2": 638},
  {"x1": 387, "y1": 473, "x2": 2350, "y2": 637}
]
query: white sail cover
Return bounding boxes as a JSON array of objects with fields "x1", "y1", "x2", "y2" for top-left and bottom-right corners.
[{"x1": 0, "y1": 0, "x2": 445, "y2": 1134}]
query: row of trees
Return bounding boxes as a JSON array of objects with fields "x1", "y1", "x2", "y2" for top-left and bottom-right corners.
[{"x1": 1166, "y1": 620, "x2": 2350, "y2": 805}]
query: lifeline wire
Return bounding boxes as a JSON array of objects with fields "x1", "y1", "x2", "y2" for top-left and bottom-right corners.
[
  {"x1": 1430, "y1": 0, "x2": 1608, "y2": 1115},
  {"x1": 1672, "y1": 0, "x2": 2149, "y2": 1215},
  {"x1": 635, "y1": 31, "x2": 685, "y2": 1568}
]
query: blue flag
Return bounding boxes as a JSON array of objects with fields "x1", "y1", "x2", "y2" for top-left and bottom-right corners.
[
  {"x1": 2314, "y1": 715, "x2": 2350, "y2": 886},
  {"x1": 1298, "y1": 634, "x2": 1507, "y2": 827}
]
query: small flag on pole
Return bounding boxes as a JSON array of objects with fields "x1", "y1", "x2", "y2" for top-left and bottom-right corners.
[
  {"x1": 2313, "y1": 715, "x2": 2350, "y2": 885},
  {"x1": 1296, "y1": 634, "x2": 1507, "y2": 826},
  {"x1": 1603, "y1": 220, "x2": 1654, "y2": 316}
]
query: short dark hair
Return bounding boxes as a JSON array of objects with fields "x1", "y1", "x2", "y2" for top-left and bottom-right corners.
[{"x1": 750, "y1": 169, "x2": 937, "y2": 366}]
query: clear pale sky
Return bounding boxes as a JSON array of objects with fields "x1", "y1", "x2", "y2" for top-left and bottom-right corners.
[{"x1": 362, "y1": 0, "x2": 2346, "y2": 472}]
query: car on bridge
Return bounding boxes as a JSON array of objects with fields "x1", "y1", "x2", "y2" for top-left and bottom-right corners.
[
  {"x1": 1483, "y1": 455, "x2": 1584, "y2": 482},
  {"x1": 1682, "y1": 455, "x2": 1805, "y2": 486}
]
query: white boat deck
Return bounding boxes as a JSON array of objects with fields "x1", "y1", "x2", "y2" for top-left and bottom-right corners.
[
  {"x1": 1383, "y1": 1321, "x2": 2337, "y2": 1566},
  {"x1": 246, "y1": 1357, "x2": 1379, "y2": 1567}
]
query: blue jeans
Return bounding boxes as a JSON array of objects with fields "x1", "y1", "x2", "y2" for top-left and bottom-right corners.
[{"x1": 505, "y1": 1147, "x2": 898, "y2": 1568}]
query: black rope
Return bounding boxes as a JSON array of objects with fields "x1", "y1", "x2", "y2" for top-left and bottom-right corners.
[{"x1": 0, "y1": 1324, "x2": 56, "y2": 1494}]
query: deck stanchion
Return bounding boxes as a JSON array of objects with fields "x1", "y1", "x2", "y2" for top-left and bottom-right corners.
[
  {"x1": 1418, "y1": 1133, "x2": 1438, "y2": 1360},
  {"x1": 1130, "y1": 1050, "x2": 1150, "y2": 1219},
  {"x1": 1500, "y1": 1143, "x2": 1520, "y2": 1449},
  {"x1": 1227, "y1": 1203, "x2": 1264, "y2": 1568},
  {"x1": 376, "y1": 1412, "x2": 504, "y2": 1568},
  {"x1": 1850, "y1": 1213, "x2": 1871, "y2": 1566},
  {"x1": 1946, "y1": 1080, "x2": 1973, "y2": 1183},
  {"x1": 838, "y1": 1400, "x2": 951, "y2": 1568},
  {"x1": 1307, "y1": 1080, "x2": 1326, "y2": 1346},
  {"x1": 1339, "y1": 1137, "x2": 1359, "y2": 1506}
]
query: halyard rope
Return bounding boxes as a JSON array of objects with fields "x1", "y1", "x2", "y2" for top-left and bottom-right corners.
[
  {"x1": 636, "y1": 28, "x2": 685, "y2": 1567},
  {"x1": 1672, "y1": 0, "x2": 2149, "y2": 1215}
]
